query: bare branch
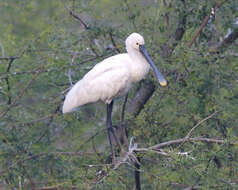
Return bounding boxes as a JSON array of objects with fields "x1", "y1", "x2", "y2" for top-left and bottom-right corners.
[
  {"x1": 188, "y1": 0, "x2": 228, "y2": 48},
  {"x1": 0, "y1": 153, "x2": 46, "y2": 176},
  {"x1": 0, "y1": 42, "x2": 5, "y2": 61},
  {"x1": 151, "y1": 137, "x2": 232, "y2": 150},
  {"x1": 73, "y1": 51, "x2": 114, "y2": 66},
  {"x1": 21, "y1": 164, "x2": 35, "y2": 190},
  {"x1": 14, "y1": 113, "x2": 56, "y2": 127},
  {"x1": 176, "y1": 111, "x2": 219, "y2": 148},
  {"x1": 216, "y1": 27, "x2": 238, "y2": 51},
  {"x1": 128, "y1": 80, "x2": 155, "y2": 116},
  {"x1": 173, "y1": 0, "x2": 186, "y2": 46},
  {"x1": 91, "y1": 135, "x2": 235, "y2": 187},
  {"x1": 185, "y1": 111, "x2": 219, "y2": 139},
  {"x1": 109, "y1": 31, "x2": 121, "y2": 53},
  {"x1": 4, "y1": 58, "x2": 15, "y2": 104},
  {"x1": 65, "y1": 6, "x2": 89, "y2": 29},
  {"x1": 0, "y1": 68, "x2": 42, "y2": 119},
  {"x1": 0, "y1": 56, "x2": 21, "y2": 61},
  {"x1": 67, "y1": 69, "x2": 73, "y2": 86}
]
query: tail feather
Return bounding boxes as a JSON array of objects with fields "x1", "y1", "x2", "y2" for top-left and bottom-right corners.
[{"x1": 62, "y1": 80, "x2": 88, "y2": 113}]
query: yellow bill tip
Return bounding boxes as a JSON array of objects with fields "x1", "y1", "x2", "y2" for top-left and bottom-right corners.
[{"x1": 160, "y1": 81, "x2": 167, "y2": 87}]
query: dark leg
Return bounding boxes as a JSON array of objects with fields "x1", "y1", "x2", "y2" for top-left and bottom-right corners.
[
  {"x1": 107, "y1": 101, "x2": 115, "y2": 163},
  {"x1": 107, "y1": 101, "x2": 124, "y2": 163},
  {"x1": 120, "y1": 93, "x2": 129, "y2": 147},
  {"x1": 134, "y1": 156, "x2": 141, "y2": 190}
]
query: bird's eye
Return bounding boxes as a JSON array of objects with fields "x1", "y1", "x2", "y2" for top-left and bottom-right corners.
[{"x1": 136, "y1": 42, "x2": 139, "y2": 45}]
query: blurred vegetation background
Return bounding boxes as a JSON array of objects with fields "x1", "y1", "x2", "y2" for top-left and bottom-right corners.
[{"x1": 0, "y1": 0, "x2": 238, "y2": 189}]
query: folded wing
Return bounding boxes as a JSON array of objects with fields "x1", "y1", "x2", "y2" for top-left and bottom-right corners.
[{"x1": 63, "y1": 54, "x2": 131, "y2": 113}]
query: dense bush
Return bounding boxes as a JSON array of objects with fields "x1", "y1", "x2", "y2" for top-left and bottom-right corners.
[{"x1": 0, "y1": 0, "x2": 238, "y2": 189}]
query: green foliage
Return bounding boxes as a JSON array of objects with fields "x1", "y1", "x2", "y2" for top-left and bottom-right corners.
[{"x1": 0, "y1": 0, "x2": 238, "y2": 189}]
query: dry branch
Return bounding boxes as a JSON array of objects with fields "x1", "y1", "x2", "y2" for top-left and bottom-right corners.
[
  {"x1": 150, "y1": 137, "x2": 228, "y2": 150},
  {"x1": 184, "y1": 111, "x2": 219, "y2": 139},
  {"x1": 67, "y1": 8, "x2": 89, "y2": 29},
  {"x1": 188, "y1": 0, "x2": 228, "y2": 48},
  {"x1": 91, "y1": 135, "x2": 236, "y2": 186},
  {"x1": 128, "y1": 80, "x2": 155, "y2": 116}
]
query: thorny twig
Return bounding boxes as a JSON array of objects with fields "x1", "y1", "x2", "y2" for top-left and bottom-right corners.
[
  {"x1": 0, "y1": 151, "x2": 94, "y2": 176},
  {"x1": 0, "y1": 68, "x2": 42, "y2": 119},
  {"x1": 91, "y1": 135, "x2": 235, "y2": 186}
]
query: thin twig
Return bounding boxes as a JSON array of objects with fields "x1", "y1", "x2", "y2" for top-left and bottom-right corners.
[
  {"x1": 0, "y1": 153, "x2": 46, "y2": 176},
  {"x1": 91, "y1": 135, "x2": 235, "y2": 187},
  {"x1": 0, "y1": 68, "x2": 42, "y2": 119},
  {"x1": 109, "y1": 31, "x2": 121, "y2": 53},
  {"x1": 21, "y1": 164, "x2": 35, "y2": 190},
  {"x1": 37, "y1": 185, "x2": 78, "y2": 190},
  {"x1": 185, "y1": 111, "x2": 219, "y2": 139},
  {"x1": 151, "y1": 137, "x2": 231, "y2": 150},
  {"x1": 0, "y1": 42, "x2": 5, "y2": 57},
  {"x1": 65, "y1": 6, "x2": 89, "y2": 29},
  {"x1": 0, "y1": 151, "x2": 94, "y2": 176},
  {"x1": 93, "y1": 138, "x2": 139, "y2": 187},
  {"x1": 0, "y1": 56, "x2": 21, "y2": 61},
  {"x1": 176, "y1": 111, "x2": 219, "y2": 149},
  {"x1": 5, "y1": 58, "x2": 15, "y2": 104}
]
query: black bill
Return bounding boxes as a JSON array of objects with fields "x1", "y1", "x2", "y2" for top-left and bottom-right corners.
[{"x1": 139, "y1": 45, "x2": 167, "y2": 87}]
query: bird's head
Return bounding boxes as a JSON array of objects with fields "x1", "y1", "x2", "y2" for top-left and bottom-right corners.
[
  {"x1": 126, "y1": 33, "x2": 145, "y2": 51},
  {"x1": 126, "y1": 33, "x2": 167, "y2": 87}
]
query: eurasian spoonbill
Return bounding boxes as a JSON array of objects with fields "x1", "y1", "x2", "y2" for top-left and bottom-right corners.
[{"x1": 63, "y1": 33, "x2": 167, "y2": 160}]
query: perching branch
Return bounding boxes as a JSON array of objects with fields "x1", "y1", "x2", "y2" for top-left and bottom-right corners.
[
  {"x1": 128, "y1": 80, "x2": 155, "y2": 116},
  {"x1": 92, "y1": 135, "x2": 235, "y2": 186}
]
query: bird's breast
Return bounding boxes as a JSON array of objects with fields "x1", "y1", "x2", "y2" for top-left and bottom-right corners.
[{"x1": 129, "y1": 60, "x2": 150, "y2": 82}]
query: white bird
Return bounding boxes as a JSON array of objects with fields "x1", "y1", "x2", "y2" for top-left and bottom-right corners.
[{"x1": 62, "y1": 33, "x2": 167, "y2": 160}]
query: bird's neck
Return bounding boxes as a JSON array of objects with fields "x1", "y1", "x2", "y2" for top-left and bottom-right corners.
[{"x1": 127, "y1": 50, "x2": 150, "y2": 83}]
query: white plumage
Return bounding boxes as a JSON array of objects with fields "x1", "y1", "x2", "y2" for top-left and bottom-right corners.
[{"x1": 63, "y1": 33, "x2": 166, "y2": 113}]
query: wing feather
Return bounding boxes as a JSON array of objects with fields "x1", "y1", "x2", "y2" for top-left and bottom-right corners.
[{"x1": 62, "y1": 54, "x2": 131, "y2": 113}]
